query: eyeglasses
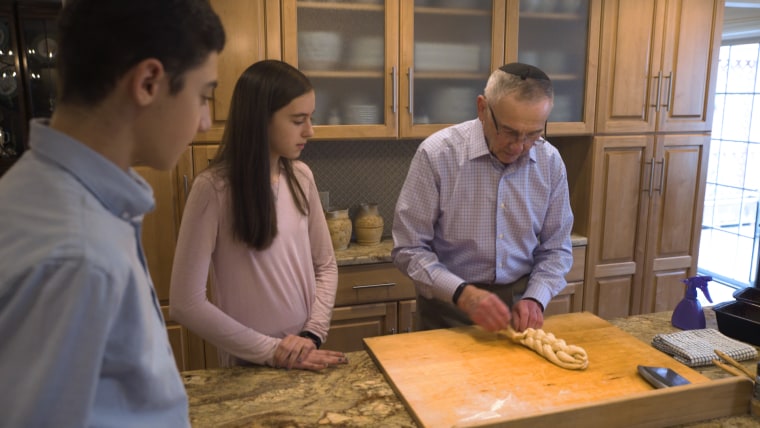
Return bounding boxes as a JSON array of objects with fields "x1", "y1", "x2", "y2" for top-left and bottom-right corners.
[{"x1": 487, "y1": 103, "x2": 546, "y2": 146}]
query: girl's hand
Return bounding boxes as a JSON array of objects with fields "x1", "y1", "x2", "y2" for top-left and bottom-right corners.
[
  {"x1": 273, "y1": 335, "x2": 349, "y2": 371},
  {"x1": 273, "y1": 335, "x2": 316, "y2": 369},
  {"x1": 294, "y1": 349, "x2": 349, "y2": 371}
]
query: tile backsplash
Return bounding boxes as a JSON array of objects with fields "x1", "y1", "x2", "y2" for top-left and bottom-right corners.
[{"x1": 300, "y1": 139, "x2": 422, "y2": 239}]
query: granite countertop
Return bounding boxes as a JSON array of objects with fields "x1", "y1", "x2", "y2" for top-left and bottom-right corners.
[
  {"x1": 182, "y1": 310, "x2": 759, "y2": 427},
  {"x1": 335, "y1": 233, "x2": 589, "y2": 266}
]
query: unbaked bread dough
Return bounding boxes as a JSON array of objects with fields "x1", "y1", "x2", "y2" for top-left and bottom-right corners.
[{"x1": 501, "y1": 327, "x2": 589, "y2": 370}]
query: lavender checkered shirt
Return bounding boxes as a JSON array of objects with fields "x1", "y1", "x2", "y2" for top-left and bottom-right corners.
[{"x1": 392, "y1": 119, "x2": 573, "y2": 309}]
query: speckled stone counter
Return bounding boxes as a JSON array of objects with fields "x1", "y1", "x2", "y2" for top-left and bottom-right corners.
[
  {"x1": 334, "y1": 239, "x2": 395, "y2": 266},
  {"x1": 608, "y1": 310, "x2": 759, "y2": 428},
  {"x1": 183, "y1": 350, "x2": 416, "y2": 427},
  {"x1": 335, "y1": 233, "x2": 589, "y2": 266},
  {"x1": 183, "y1": 310, "x2": 758, "y2": 427}
]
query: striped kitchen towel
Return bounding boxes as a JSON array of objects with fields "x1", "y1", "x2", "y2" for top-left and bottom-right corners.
[{"x1": 652, "y1": 328, "x2": 758, "y2": 367}]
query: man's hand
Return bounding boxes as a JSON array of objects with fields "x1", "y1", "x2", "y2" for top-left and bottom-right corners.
[
  {"x1": 274, "y1": 335, "x2": 348, "y2": 371},
  {"x1": 456, "y1": 285, "x2": 512, "y2": 332},
  {"x1": 511, "y1": 299, "x2": 544, "y2": 331}
]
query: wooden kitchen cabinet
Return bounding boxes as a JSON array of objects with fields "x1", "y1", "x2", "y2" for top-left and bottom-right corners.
[
  {"x1": 595, "y1": 0, "x2": 723, "y2": 134},
  {"x1": 281, "y1": 0, "x2": 506, "y2": 140},
  {"x1": 134, "y1": 166, "x2": 181, "y2": 303},
  {"x1": 136, "y1": 144, "x2": 224, "y2": 371},
  {"x1": 194, "y1": 0, "x2": 276, "y2": 143},
  {"x1": 324, "y1": 302, "x2": 398, "y2": 352},
  {"x1": 322, "y1": 262, "x2": 417, "y2": 353},
  {"x1": 545, "y1": 245, "x2": 586, "y2": 316},
  {"x1": 135, "y1": 152, "x2": 206, "y2": 372},
  {"x1": 174, "y1": 144, "x2": 221, "y2": 369},
  {"x1": 398, "y1": 299, "x2": 418, "y2": 333},
  {"x1": 583, "y1": 134, "x2": 708, "y2": 319},
  {"x1": 279, "y1": 0, "x2": 602, "y2": 140}
]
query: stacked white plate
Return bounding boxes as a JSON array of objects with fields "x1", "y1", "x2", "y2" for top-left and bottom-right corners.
[
  {"x1": 298, "y1": 31, "x2": 343, "y2": 70},
  {"x1": 429, "y1": 86, "x2": 480, "y2": 124},
  {"x1": 347, "y1": 36, "x2": 384, "y2": 70},
  {"x1": 415, "y1": 42, "x2": 481, "y2": 72},
  {"x1": 343, "y1": 103, "x2": 381, "y2": 124}
]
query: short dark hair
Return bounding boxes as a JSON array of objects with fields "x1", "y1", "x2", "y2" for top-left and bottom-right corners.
[
  {"x1": 213, "y1": 60, "x2": 313, "y2": 250},
  {"x1": 56, "y1": 0, "x2": 225, "y2": 106}
]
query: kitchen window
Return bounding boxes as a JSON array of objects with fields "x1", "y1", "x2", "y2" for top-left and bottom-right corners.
[{"x1": 699, "y1": 41, "x2": 760, "y2": 290}]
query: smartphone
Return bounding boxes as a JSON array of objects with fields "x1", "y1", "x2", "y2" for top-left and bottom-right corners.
[{"x1": 637, "y1": 365, "x2": 691, "y2": 388}]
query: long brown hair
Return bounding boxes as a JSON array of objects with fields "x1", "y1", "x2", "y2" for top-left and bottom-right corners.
[{"x1": 210, "y1": 60, "x2": 311, "y2": 250}]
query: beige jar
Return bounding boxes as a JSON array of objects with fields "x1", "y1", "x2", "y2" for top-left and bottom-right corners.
[
  {"x1": 325, "y1": 208, "x2": 352, "y2": 251},
  {"x1": 353, "y1": 202, "x2": 384, "y2": 246}
]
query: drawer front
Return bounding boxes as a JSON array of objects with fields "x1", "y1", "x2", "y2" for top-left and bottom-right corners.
[
  {"x1": 566, "y1": 246, "x2": 586, "y2": 283},
  {"x1": 335, "y1": 263, "x2": 416, "y2": 306}
]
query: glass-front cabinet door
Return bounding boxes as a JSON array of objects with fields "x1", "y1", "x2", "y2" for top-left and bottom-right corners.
[
  {"x1": 282, "y1": 0, "x2": 506, "y2": 140},
  {"x1": 514, "y1": 0, "x2": 600, "y2": 135},
  {"x1": 0, "y1": 9, "x2": 23, "y2": 172},
  {"x1": 18, "y1": 8, "x2": 57, "y2": 123},
  {"x1": 400, "y1": 0, "x2": 505, "y2": 138},
  {"x1": 283, "y1": 0, "x2": 399, "y2": 139}
]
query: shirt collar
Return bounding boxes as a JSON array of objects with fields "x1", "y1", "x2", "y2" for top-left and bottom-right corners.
[{"x1": 28, "y1": 119, "x2": 154, "y2": 220}]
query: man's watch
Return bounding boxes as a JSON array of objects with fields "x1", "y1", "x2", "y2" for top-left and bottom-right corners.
[
  {"x1": 298, "y1": 331, "x2": 322, "y2": 349},
  {"x1": 452, "y1": 282, "x2": 467, "y2": 305}
]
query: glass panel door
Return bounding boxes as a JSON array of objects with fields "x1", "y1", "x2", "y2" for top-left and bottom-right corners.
[
  {"x1": 19, "y1": 14, "x2": 57, "y2": 120},
  {"x1": 0, "y1": 13, "x2": 23, "y2": 165},
  {"x1": 292, "y1": 0, "x2": 395, "y2": 139},
  {"x1": 410, "y1": 0, "x2": 494, "y2": 127},
  {"x1": 518, "y1": 0, "x2": 590, "y2": 124}
]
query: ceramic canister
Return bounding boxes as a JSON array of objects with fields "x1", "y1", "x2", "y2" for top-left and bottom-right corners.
[
  {"x1": 325, "y1": 208, "x2": 351, "y2": 251},
  {"x1": 353, "y1": 202, "x2": 384, "y2": 246}
]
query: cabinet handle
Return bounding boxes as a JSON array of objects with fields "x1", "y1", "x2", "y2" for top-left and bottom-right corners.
[
  {"x1": 644, "y1": 159, "x2": 655, "y2": 197},
  {"x1": 655, "y1": 159, "x2": 665, "y2": 193},
  {"x1": 391, "y1": 66, "x2": 398, "y2": 114},
  {"x1": 183, "y1": 175, "x2": 189, "y2": 199},
  {"x1": 662, "y1": 71, "x2": 673, "y2": 112},
  {"x1": 352, "y1": 282, "x2": 396, "y2": 290},
  {"x1": 407, "y1": 67, "x2": 414, "y2": 116},
  {"x1": 651, "y1": 71, "x2": 663, "y2": 112}
]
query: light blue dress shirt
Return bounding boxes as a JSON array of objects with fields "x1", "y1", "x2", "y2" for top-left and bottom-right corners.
[
  {"x1": 0, "y1": 120, "x2": 189, "y2": 427},
  {"x1": 392, "y1": 119, "x2": 574, "y2": 309}
]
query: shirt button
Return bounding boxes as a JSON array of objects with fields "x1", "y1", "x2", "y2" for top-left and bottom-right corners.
[
  {"x1": 498, "y1": 234, "x2": 504, "y2": 239},
  {"x1": 121, "y1": 212, "x2": 130, "y2": 220}
]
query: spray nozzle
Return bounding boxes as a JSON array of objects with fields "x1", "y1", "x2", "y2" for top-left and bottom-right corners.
[{"x1": 681, "y1": 275, "x2": 713, "y2": 303}]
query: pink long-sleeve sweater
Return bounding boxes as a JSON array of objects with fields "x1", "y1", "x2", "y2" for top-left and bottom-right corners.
[{"x1": 169, "y1": 161, "x2": 338, "y2": 367}]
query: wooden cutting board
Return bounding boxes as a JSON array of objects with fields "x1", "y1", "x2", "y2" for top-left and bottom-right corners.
[{"x1": 363, "y1": 312, "x2": 752, "y2": 428}]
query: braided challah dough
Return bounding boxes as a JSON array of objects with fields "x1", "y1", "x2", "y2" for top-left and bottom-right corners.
[{"x1": 500, "y1": 327, "x2": 589, "y2": 370}]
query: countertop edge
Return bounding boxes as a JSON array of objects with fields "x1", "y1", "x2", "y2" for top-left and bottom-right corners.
[{"x1": 335, "y1": 233, "x2": 588, "y2": 266}]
